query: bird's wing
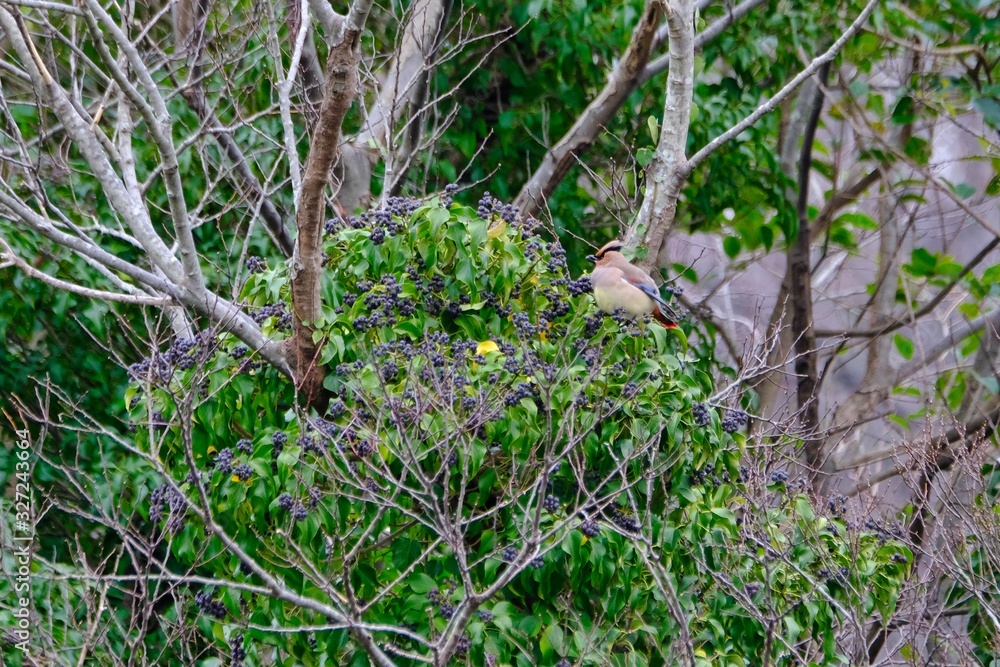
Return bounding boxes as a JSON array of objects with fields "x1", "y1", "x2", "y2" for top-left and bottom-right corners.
[{"x1": 622, "y1": 277, "x2": 679, "y2": 321}]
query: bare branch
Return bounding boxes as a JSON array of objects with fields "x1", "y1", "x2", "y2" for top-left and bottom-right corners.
[
  {"x1": 630, "y1": 0, "x2": 694, "y2": 269},
  {"x1": 791, "y1": 63, "x2": 828, "y2": 472},
  {"x1": 642, "y1": 0, "x2": 769, "y2": 83},
  {"x1": 0, "y1": 237, "x2": 172, "y2": 306},
  {"x1": 514, "y1": 0, "x2": 665, "y2": 216},
  {"x1": 683, "y1": 0, "x2": 880, "y2": 178},
  {"x1": 0, "y1": 6, "x2": 186, "y2": 283},
  {"x1": 307, "y1": 0, "x2": 345, "y2": 44}
]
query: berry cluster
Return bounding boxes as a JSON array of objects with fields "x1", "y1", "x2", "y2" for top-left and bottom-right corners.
[
  {"x1": 827, "y1": 493, "x2": 847, "y2": 517},
  {"x1": 323, "y1": 217, "x2": 341, "y2": 236},
  {"x1": 271, "y1": 431, "x2": 287, "y2": 459},
  {"x1": 689, "y1": 464, "x2": 716, "y2": 486},
  {"x1": 230, "y1": 633, "x2": 246, "y2": 665},
  {"x1": 580, "y1": 519, "x2": 600, "y2": 538},
  {"x1": 441, "y1": 183, "x2": 459, "y2": 207},
  {"x1": 245, "y1": 256, "x2": 267, "y2": 274},
  {"x1": 567, "y1": 275, "x2": 592, "y2": 296},
  {"x1": 128, "y1": 332, "x2": 218, "y2": 384},
  {"x1": 149, "y1": 484, "x2": 186, "y2": 533},
  {"x1": 476, "y1": 191, "x2": 518, "y2": 224},
  {"x1": 608, "y1": 507, "x2": 640, "y2": 533},
  {"x1": 692, "y1": 403, "x2": 712, "y2": 427},
  {"x1": 277, "y1": 492, "x2": 309, "y2": 521},
  {"x1": 547, "y1": 241, "x2": 567, "y2": 273},
  {"x1": 721, "y1": 410, "x2": 749, "y2": 433},
  {"x1": 194, "y1": 589, "x2": 227, "y2": 619},
  {"x1": 863, "y1": 517, "x2": 905, "y2": 542},
  {"x1": 542, "y1": 495, "x2": 560, "y2": 512},
  {"x1": 332, "y1": 197, "x2": 422, "y2": 244},
  {"x1": 299, "y1": 432, "x2": 326, "y2": 456},
  {"x1": 426, "y1": 579, "x2": 461, "y2": 620},
  {"x1": 504, "y1": 382, "x2": 538, "y2": 407},
  {"x1": 512, "y1": 312, "x2": 536, "y2": 336},
  {"x1": 250, "y1": 302, "x2": 291, "y2": 331},
  {"x1": 502, "y1": 546, "x2": 519, "y2": 563},
  {"x1": 482, "y1": 290, "x2": 512, "y2": 317},
  {"x1": 216, "y1": 448, "x2": 234, "y2": 475}
]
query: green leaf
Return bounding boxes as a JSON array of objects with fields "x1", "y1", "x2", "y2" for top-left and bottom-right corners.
[
  {"x1": 760, "y1": 224, "x2": 774, "y2": 251},
  {"x1": 710, "y1": 507, "x2": 735, "y2": 522},
  {"x1": 636, "y1": 147, "x2": 654, "y2": 168},
  {"x1": 723, "y1": 236, "x2": 741, "y2": 258},
  {"x1": 407, "y1": 573, "x2": 437, "y2": 594},
  {"x1": 836, "y1": 212, "x2": 879, "y2": 229},
  {"x1": 906, "y1": 247, "x2": 937, "y2": 277},
  {"x1": 542, "y1": 625, "x2": 565, "y2": 656},
  {"x1": 646, "y1": 115, "x2": 659, "y2": 143},
  {"x1": 953, "y1": 182, "x2": 976, "y2": 199},
  {"x1": 975, "y1": 97, "x2": 1000, "y2": 131},
  {"x1": 891, "y1": 96, "x2": 915, "y2": 125},
  {"x1": 893, "y1": 334, "x2": 914, "y2": 360},
  {"x1": 903, "y1": 136, "x2": 930, "y2": 165}
]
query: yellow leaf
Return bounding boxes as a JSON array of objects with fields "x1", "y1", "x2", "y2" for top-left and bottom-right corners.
[
  {"x1": 487, "y1": 221, "x2": 506, "y2": 239},
  {"x1": 476, "y1": 340, "x2": 500, "y2": 355}
]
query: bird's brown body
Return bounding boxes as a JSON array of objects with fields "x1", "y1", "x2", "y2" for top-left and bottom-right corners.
[{"x1": 588, "y1": 241, "x2": 678, "y2": 328}]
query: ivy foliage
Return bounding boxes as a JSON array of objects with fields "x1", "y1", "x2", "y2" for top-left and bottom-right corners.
[{"x1": 108, "y1": 199, "x2": 912, "y2": 666}]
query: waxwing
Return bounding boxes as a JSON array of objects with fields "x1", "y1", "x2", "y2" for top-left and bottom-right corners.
[{"x1": 587, "y1": 240, "x2": 678, "y2": 328}]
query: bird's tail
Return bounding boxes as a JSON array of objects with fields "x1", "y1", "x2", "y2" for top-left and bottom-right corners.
[{"x1": 652, "y1": 305, "x2": 678, "y2": 328}]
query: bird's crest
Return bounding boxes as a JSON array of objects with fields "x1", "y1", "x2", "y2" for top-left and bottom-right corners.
[{"x1": 594, "y1": 240, "x2": 625, "y2": 260}]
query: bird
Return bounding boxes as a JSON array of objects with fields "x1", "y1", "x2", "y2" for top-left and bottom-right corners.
[{"x1": 587, "y1": 240, "x2": 679, "y2": 328}]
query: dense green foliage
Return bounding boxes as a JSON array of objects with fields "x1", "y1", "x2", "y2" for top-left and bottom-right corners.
[{"x1": 83, "y1": 202, "x2": 908, "y2": 666}]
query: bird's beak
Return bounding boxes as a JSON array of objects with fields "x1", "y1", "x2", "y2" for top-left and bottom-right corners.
[{"x1": 586, "y1": 254, "x2": 597, "y2": 263}]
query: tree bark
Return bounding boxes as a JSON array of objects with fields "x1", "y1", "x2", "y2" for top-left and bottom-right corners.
[
  {"x1": 336, "y1": 0, "x2": 450, "y2": 213},
  {"x1": 291, "y1": 21, "x2": 364, "y2": 409},
  {"x1": 630, "y1": 0, "x2": 694, "y2": 272},
  {"x1": 790, "y1": 64, "x2": 828, "y2": 474},
  {"x1": 514, "y1": 0, "x2": 665, "y2": 216}
]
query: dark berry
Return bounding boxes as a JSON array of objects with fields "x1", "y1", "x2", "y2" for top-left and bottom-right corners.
[
  {"x1": 245, "y1": 256, "x2": 267, "y2": 274},
  {"x1": 692, "y1": 403, "x2": 711, "y2": 427}
]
